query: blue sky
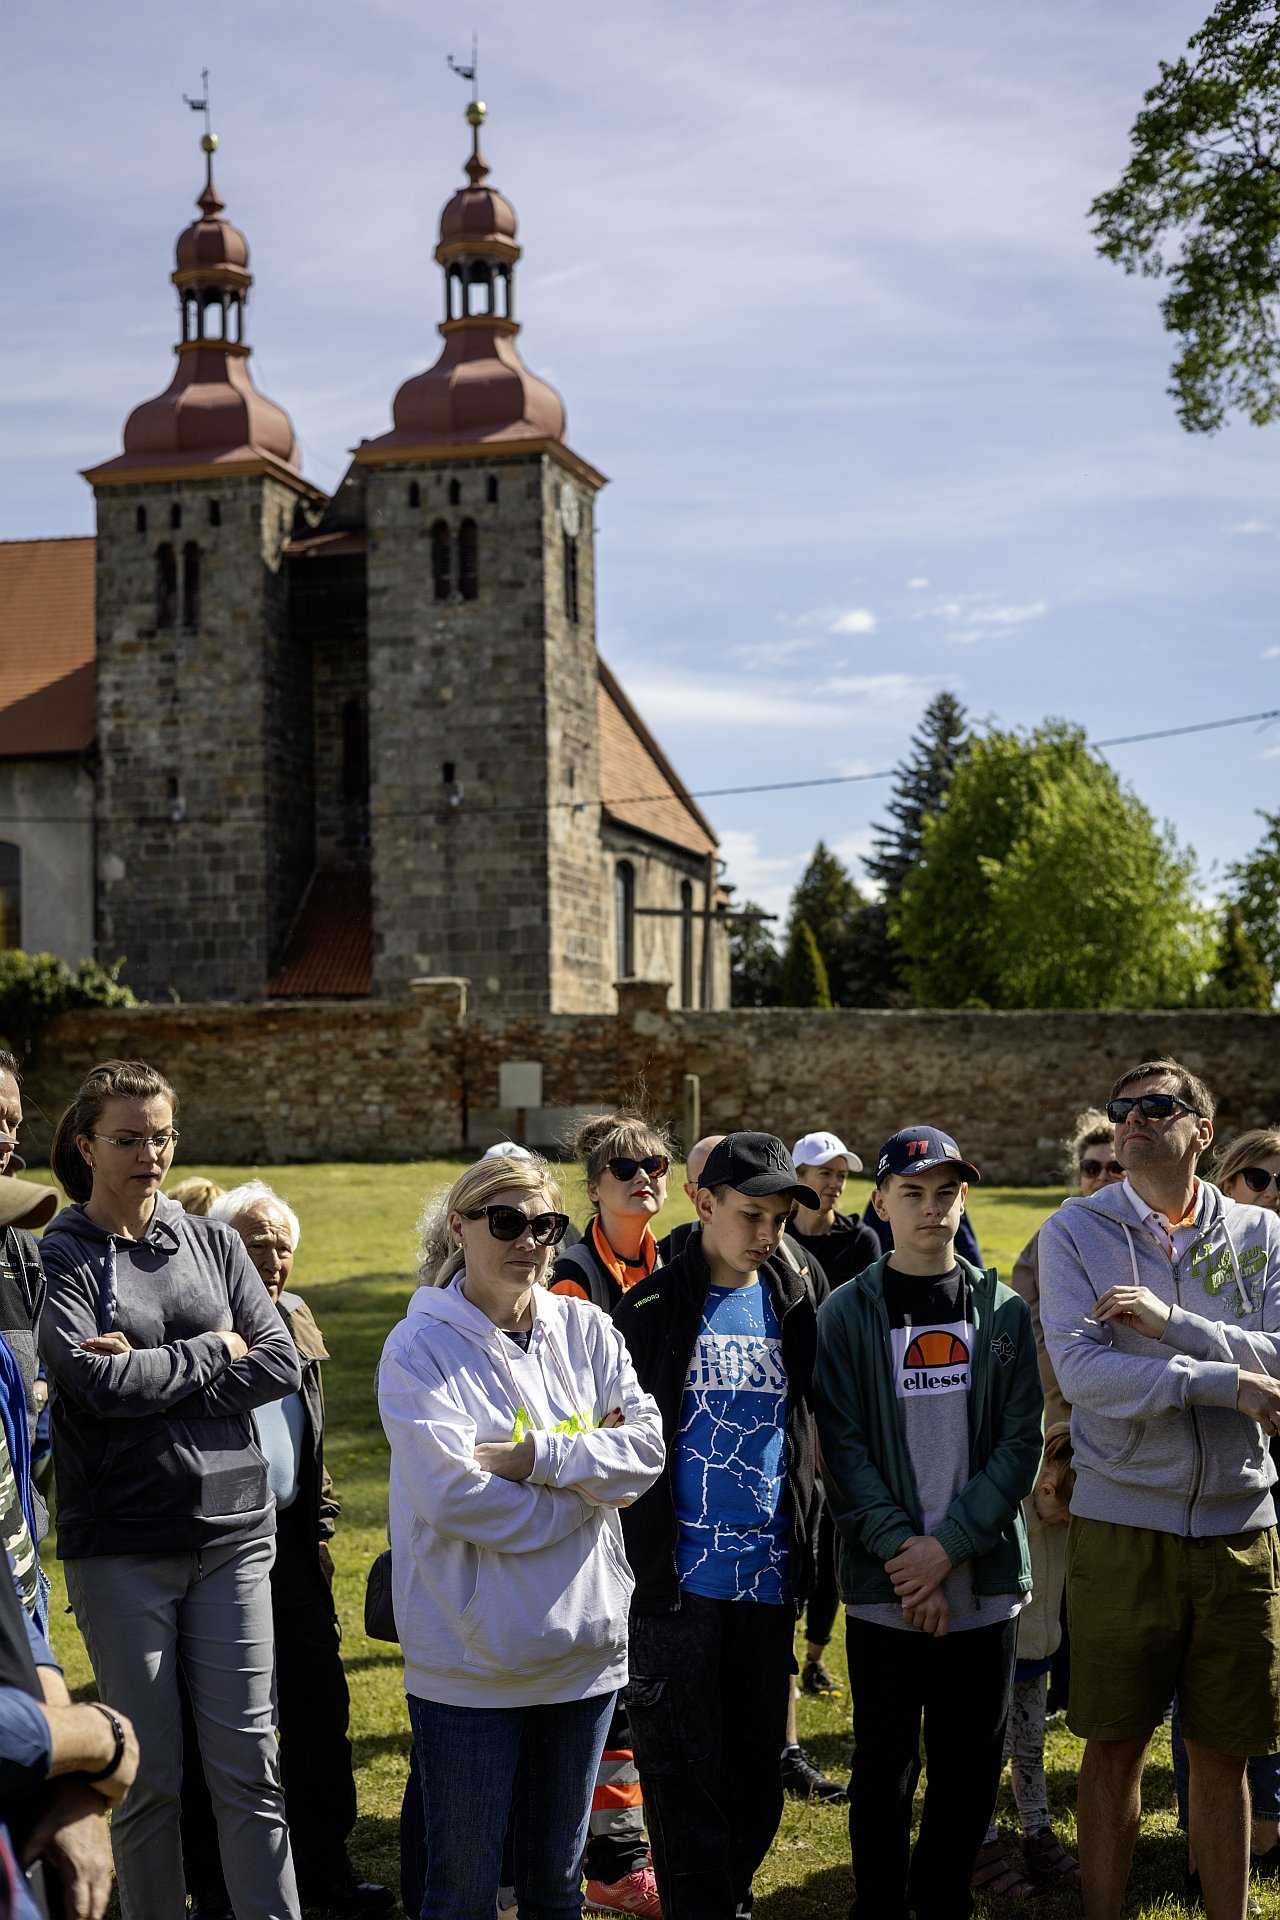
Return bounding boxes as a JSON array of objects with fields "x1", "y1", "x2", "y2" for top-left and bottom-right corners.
[{"x1": 5, "y1": 0, "x2": 1278, "y2": 930}]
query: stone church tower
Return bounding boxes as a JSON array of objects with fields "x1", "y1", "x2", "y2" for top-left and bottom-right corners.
[
  {"x1": 353, "y1": 100, "x2": 612, "y2": 1011},
  {"x1": 83, "y1": 130, "x2": 321, "y2": 1001}
]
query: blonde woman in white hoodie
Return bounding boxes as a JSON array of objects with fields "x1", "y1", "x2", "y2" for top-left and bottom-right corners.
[{"x1": 378, "y1": 1153, "x2": 665, "y2": 1920}]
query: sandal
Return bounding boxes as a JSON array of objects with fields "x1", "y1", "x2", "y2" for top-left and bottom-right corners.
[
  {"x1": 969, "y1": 1839, "x2": 1037, "y2": 1898},
  {"x1": 1023, "y1": 1827, "x2": 1082, "y2": 1890}
]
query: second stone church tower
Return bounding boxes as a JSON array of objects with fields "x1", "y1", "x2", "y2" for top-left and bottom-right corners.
[{"x1": 353, "y1": 99, "x2": 612, "y2": 1010}]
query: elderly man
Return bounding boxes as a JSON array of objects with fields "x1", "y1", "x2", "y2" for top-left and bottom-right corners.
[
  {"x1": 180, "y1": 1181, "x2": 390, "y2": 1920},
  {"x1": 1041, "y1": 1058, "x2": 1280, "y2": 1920}
]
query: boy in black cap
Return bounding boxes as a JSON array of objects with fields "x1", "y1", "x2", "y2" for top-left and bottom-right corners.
[
  {"x1": 613, "y1": 1132, "x2": 826, "y2": 1920},
  {"x1": 814, "y1": 1126, "x2": 1043, "y2": 1920}
]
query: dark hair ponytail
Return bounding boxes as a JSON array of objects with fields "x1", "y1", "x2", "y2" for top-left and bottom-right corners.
[{"x1": 50, "y1": 1059, "x2": 177, "y2": 1204}]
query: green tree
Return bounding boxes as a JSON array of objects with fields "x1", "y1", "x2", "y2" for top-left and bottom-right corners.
[
  {"x1": 860, "y1": 691, "x2": 970, "y2": 1002},
  {"x1": 786, "y1": 842, "x2": 865, "y2": 1003},
  {"x1": 1200, "y1": 901, "x2": 1274, "y2": 1005},
  {"x1": 779, "y1": 918, "x2": 832, "y2": 1009},
  {"x1": 0, "y1": 952, "x2": 136, "y2": 1062},
  {"x1": 892, "y1": 722, "x2": 1209, "y2": 1008},
  {"x1": 1091, "y1": 0, "x2": 1280, "y2": 433},
  {"x1": 1224, "y1": 806, "x2": 1280, "y2": 985},
  {"x1": 729, "y1": 902, "x2": 783, "y2": 1008}
]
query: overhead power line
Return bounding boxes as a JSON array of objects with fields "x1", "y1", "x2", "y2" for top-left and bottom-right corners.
[{"x1": 1, "y1": 704, "x2": 1276, "y2": 828}]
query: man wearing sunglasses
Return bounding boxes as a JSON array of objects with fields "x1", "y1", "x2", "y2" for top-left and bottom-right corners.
[
  {"x1": 1041, "y1": 1058, "x2": 1280, "y2": 1920},
  {"x1": 613, "y1": 1133, "x2": 826, "y2": 1920}
]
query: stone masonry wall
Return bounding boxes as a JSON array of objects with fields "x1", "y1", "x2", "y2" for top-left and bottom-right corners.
[{"x1": 20, "y1": 986, "x2": 1280, "y2": 1186}]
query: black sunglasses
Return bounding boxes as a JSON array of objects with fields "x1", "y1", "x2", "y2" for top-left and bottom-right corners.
[
  {"x1": 464, "y1": 1206, "x2": 570, "y2": 1246},
  {"x1": 1238, "y1": 1167, "x2": 1280, "y2": 1197},
  {"x1": 604, "y1": 1155, "x2": 670, "y2": 1183},
  {"x1": 1081, "y1": 1157, "x2": 1123, "y2": 1179},
  {"x1": 1105, "y1": 1094, "x2": 1200, "y2": 1125}
]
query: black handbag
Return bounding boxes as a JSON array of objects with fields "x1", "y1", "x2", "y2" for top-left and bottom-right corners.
[{"x1": 363, "y1": 1548, "x2": 397, "y2": 1643}]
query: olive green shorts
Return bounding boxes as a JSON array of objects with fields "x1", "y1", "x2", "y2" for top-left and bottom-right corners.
[{"x1": 1066, "y1": 1515, "x2": 1280, "y2": 1752}]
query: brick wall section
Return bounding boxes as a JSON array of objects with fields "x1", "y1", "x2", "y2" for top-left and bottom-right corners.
[
  {"x1": 21, "y1": 988, "x2": 1280, "y2": 1184},
  {"x1": 93, "y1": 475, "x2": 311, "y2": 999}
]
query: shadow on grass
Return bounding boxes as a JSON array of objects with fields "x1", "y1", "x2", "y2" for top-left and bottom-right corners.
[{"x1": 756, "y1": 1862, "x2": 853, "y2": 1919}]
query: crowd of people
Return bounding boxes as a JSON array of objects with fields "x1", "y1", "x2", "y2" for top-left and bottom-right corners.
[{"x1": 0, "y1": 1048, "x2": 1277, "y2": 1920}]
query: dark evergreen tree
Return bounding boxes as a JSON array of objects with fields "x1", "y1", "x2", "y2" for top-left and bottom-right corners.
[
  {"x1": 861, "y1": 691, "x2": 969, "y2": 1000},
  {"x1": 786, "y1": 842, "x2": 865, "y2": 1004},
  {"x1": 728, "y1": 902, "x2": 783, "y2": 1008},
  {"x1": 779, "y1": 918, "x2": 832, "y2": 1008}
]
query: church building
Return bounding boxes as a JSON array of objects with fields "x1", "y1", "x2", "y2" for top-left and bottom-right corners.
[{"x1": 0, "y1": 100, "x2": 730, "y2": 1012}]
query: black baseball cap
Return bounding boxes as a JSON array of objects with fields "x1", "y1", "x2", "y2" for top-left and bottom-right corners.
[
  {"x1": 875, "y1": 1125, "x2": 981, "y2": 1188},
  {"x1": 699, "y1": 1132, "x2": 820, "y2": 1208}
]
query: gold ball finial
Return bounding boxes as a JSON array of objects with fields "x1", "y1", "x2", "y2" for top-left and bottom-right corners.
[
  {"x1": 465, "y1": 99, "x2": 487, "y2": 127},
  {"x1": 201, "y1": 131, "x2": 219, "y2": 153}
]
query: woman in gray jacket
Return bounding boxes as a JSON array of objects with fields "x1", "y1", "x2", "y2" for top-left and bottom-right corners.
[{"x1": 39, "y1": 1059, "x2": 302, "y2": 1920}]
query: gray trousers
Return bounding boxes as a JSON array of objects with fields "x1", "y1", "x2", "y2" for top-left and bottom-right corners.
[{"x1": 65, "y1": 1534, "x2": 300, "y2": 1920}]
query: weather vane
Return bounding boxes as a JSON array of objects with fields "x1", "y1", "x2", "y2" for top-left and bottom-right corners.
[
  {"x1": 446, "y1": 36, "x2": 480, "y2": 104},
  {"x1": 183, "y1": 68, "x2": 216, "y2": 149}
]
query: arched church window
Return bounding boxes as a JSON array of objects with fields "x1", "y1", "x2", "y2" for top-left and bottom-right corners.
[
  {"x1": 562, "y1": 532, "x2": 579, "y2": 625},
  {"x1": 449, "y1": 479, "x2": 461, "y2": 506},
  {"x1": 408, "y1": 481, "x2": 421, "y2": 510},
  {"x1": 208, "y1": 500, "x2": 221, "y2": 528},
  {"x1": 182, "y1": 543, "x2": 200, "y2": 629},
  {"x1": 341, "y1": 698, "x2": 369, "y2": 802},
  {"x1": 616, "y1": 862, "x2": 636, "y2": 979},
  {"x1": 170, "y1": 504, "x2": 182, "y2": 530},
  {"x1": 458, "y1": 519, "x2": 478, "y2": 601},
  {"x1": 0, "y1": 845, "x2": 19, "y2": 951},
  {"x1": 680, "y1": 879, "x2": 695, "y2": 1008},
  {"x1": 430, "y1": 521, "x2": 451, "y2": 602},
  {"x1": 486, "y1": 475, "x2": 499, "y2": 504},
  {"x1": 135, "y1": 506, "x2": 147, "y2": 535},
  {"x1": 155, "y1": 545, "x2": 177, "y2": 629}
]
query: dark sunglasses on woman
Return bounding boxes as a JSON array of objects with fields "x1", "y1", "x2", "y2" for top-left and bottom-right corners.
[
  {"x1": 1081, "y1": 1157, "x2": 1123, "y2": 1179},
  {"x1": 1105, "y1": 1094, "x2": 1199, "y2": 1125},
  {"x1": 1239, "y1": 1167, "x2": 1280, "y2": 1197},
  {"x1": 605, "y1": 1154, "x2": 670, "y2": 1182},
  {"x1": 465, "y1": 1205, "x2": 571, "y2": 1246}
]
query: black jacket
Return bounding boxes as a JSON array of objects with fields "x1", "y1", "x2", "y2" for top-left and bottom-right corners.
[
  {"x1": 274, "y1": 1293, "x2": 341, "y2": 1556},
  {"x1": 611, "y1": 1233, "x2": 823, "y2": 1614}
]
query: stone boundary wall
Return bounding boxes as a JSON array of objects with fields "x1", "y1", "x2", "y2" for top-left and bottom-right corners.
[{"x1": 21, "y1": 981, "x2": 1280, "y2": 1184}]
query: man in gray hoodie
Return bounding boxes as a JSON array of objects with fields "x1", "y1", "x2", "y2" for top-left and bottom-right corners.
[{"x1": 1041, "y1": 1057, "x2": 1280, "y2": 1920}]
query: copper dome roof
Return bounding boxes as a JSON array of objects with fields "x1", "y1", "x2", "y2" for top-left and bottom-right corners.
[{"x1": 175, "y1": 178, "x2": 249, "y2": 275}]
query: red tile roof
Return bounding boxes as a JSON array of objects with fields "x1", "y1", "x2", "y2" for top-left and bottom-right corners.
[
  {"x1": 597, "y1": 660, "x2": 717, "y2": 859},
  {"x1": 269, "y1": 871, "x2": 373, "y2": 998},
  {"x1": 0, "y1": 539, "x2": 95, "y2": 754}
]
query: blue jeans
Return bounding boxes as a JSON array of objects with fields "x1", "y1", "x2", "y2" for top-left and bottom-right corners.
[
  {"x1": 1170, "y1": 1696, "x2": 1280, "y2": 1829},
  {"x1": 407, "y1": 1689, "x2": 616, "y2": 1920}
]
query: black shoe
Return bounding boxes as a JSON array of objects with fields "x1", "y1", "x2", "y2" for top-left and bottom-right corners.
[
  {"x1": 800, "y1": 1657, "x2": 842, "y2": 1698},
  {"x1": 298, "y1": 1875, "x2": 394, "y2": 1918},
  {"x1": 188, "y1": 1906, "x2": 233, "y2": 1920},
  {"x1": 780, "y1": 1743, "x2": 847, "y2": 1804}
]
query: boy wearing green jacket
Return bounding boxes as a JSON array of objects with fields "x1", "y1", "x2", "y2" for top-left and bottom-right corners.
[{"x1": 814, "y1": 1126, "x2": 1043, "y2": 1920}]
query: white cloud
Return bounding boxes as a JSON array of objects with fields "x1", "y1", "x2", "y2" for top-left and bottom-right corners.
[
  {"x1": 1263, "y1": 646, "x2": 1280, "y2": 660},
  {"x1": 978, "y1": 599, "x2": 1049, "y2": 627},
  {"x1": 1262, "y1": 745, "x2": 1280, "y2": 761},
  {"x1": 829, "y1": 607, "x2": 878, "y2": 636},
  {"x1": 716, "y1": 828, "x2": 800, "y2": 928},
  {"x1": 907, "y1": 577, "x2": 930, "y2": 590},
  {"x1": 820, "y1": 672, "x2": 935, "y2": 705},
  {"x1": 832, "y1": 757, "x2": 875, "y2": 778},
  {"x1": 1230, "y1": 519, "x2": 1271, "y2": 536}
]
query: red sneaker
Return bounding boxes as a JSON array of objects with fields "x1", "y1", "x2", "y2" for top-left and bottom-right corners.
[{"x1": 583, "y1": 1866, "x2": 663, "y2": 1918}]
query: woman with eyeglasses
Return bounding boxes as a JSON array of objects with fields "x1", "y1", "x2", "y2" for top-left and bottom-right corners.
[
  {"x1": 549, "y1": 1113, "x2": 673, "y2": 1313},
  {"x1": 37, "y1": 1058, "x2": 304, "y2": 1920},
  {"x1": 378, "y1": 1151, "x2": 664, "y2": 1920},
  {"x1": 546, "y1": 1114, "x2": 672, "y2": 1917},
  {"x1": 971, "y1": 1109, "x2": 1123, "y2": 1899}
]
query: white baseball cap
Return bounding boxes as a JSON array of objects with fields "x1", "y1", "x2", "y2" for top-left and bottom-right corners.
[
  {"x1": 482, "y1": 1141, "x2": 535, "y2": 1161},
  {"x1": 791, "y1": 1130, "x2": 863, "y2": 1174}
]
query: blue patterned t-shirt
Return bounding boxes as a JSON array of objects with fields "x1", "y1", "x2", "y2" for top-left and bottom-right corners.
[{"x1": 673, "y1": 1279, "x2": 791, "y2": 1603}]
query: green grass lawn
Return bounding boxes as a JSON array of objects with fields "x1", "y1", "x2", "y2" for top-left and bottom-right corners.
[{"x1": 27, "y1": 1164, "x2": 1263, "y2": 1917}]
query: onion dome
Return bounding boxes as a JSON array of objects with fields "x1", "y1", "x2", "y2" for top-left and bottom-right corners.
[
  {"x1": 360, "y1": 101, "x2": 567, "y2": 454},
  {"x1": 85, "y1": 131, "x2": 300, "y2": 482}
]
